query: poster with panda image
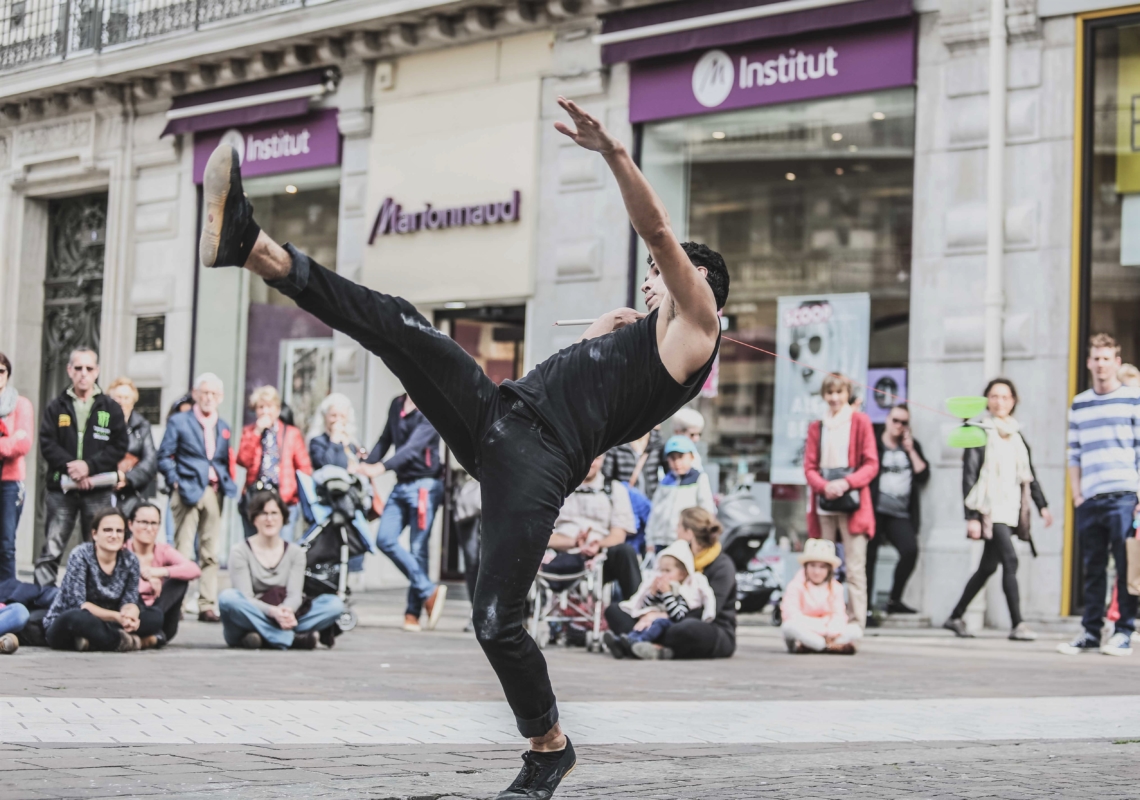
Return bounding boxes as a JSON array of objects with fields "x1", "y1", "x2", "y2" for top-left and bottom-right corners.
[{"x1": 769, "y1": 293, "x2": 870, "y2": 485}]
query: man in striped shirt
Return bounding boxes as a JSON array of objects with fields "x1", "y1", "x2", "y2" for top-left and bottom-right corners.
[{"x1": 1059, "y1": 333, "x2": 1140, "y2": 656}]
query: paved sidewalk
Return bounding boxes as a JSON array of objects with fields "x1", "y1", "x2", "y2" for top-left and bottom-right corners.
[{"x1": 3, "y1": 587, "x2": 1138, "y2": 799}]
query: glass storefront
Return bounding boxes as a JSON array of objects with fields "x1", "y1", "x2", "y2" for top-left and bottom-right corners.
[
  {"x1": 240, "y1": 169, "x2": 340, "y2": 434},
  {"x1": 639, "y1": 87, "x2": 916, "y2": 536},
  {"x1": 1082, "y1": 17, "x2": 1140, "y2": 371}
]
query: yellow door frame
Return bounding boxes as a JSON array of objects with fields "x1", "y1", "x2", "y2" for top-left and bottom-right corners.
[{"x1": 1065, "y1": 6, "x2": 1140, "y2": 615}]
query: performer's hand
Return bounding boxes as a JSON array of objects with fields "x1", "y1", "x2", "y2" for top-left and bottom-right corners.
[
  {"x1": 606, "y1": 308, "x2": 646, "y2": 331},
  {"x1": 555, "y1": 97, "x2": 621, "y2": 155}
]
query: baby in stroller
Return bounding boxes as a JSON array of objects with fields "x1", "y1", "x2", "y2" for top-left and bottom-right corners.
[{"x1": 605, "y1": 540, "x2": 715, "y2": 660}]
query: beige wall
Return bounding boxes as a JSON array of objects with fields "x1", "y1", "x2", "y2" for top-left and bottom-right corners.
[{"x1": 364, "y1": 32, "x2": 553, "y2": 305}]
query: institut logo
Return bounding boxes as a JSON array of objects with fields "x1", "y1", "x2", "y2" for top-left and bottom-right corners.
[{"x1": 691, "y1": 50, "x2": 735, "y2": 108}]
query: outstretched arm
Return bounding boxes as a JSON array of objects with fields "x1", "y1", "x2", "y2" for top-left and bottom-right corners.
[{"x1": 555, "y1": 98, "x2": 718, "y2": 332}]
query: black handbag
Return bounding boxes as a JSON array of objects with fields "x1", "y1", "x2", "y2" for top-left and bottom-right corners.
[{"x1": 817, "y1": 467, "x2": 860, "y2": 513}]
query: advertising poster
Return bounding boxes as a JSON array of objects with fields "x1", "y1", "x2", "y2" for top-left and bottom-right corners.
[
  {"x1": 770, "y1": 293, "x2": 870, "y2": 485},
  {"x1": 865, "y1": 368, "x2": 908, "y2": 424}
]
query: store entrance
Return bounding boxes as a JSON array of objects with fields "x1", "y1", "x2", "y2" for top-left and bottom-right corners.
[{"x1": 433, "y1": 304, "x2": 526, "y2": 583}]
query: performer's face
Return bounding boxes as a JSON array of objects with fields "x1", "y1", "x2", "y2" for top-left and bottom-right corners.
[{"x1": 640, "y1": 259, "x2": 709, "y2": 312}]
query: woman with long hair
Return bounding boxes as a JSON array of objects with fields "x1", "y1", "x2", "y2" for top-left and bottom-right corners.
[
  {"x1": 107, "y1": 377, "x2": 158, "y2": 519},
  {"x1": 124, "y1": 502, "x2": 200, "y2": 644},
  {"x1": 943, "y1": 378, "x2": 1052, "y2": 641},
  {"x1": 0, "y1": 351, "x2": 33, "y2": 583}
]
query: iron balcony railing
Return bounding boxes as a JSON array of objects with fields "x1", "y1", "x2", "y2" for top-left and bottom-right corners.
[{"x1": 1, "y1": 0, "x2": 306, "y2": 71}]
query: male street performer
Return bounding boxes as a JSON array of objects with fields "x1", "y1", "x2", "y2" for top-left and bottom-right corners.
[{"x1": 198, "y1": 97, "x2": 727, "y2": 800}]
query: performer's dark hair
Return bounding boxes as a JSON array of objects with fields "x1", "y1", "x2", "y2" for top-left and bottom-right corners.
[{"x1": 681, "y1": 242, "x2": 729, "y2": 309}]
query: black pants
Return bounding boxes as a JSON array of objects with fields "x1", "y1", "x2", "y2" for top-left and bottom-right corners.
[
  {"x1": 454, "y1": 517, "x2": 481, "y2": 602},
  {"x1": 950, "y1": 522, "x2": 1022, "y2": 627},
  {"x1": 867, "y1": 514, "x2": 919, "y2": 607},
  {"x1": 271, "y1": 246, "x2": 580, "y2": 738},
  {"x1": 605, "y1": 603, "x2": 735, "y2": 659},
  {"x1": 544, "y1": 544, "x2": 642, "y2": 601},
  {"x1": 45, "y1": 607, "x2": 165, "y2": 651},
  {"x1": 151, "y1": 578, "x2": 189, "y2": 641},
  {"x1": 36, "y1": 488, "x2": 114, "y2": 586}
]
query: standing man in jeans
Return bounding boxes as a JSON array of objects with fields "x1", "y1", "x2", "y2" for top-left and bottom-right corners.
[
  {"x1": 359, "y1": 394, "x2": 447, "y2": 632},
  {"x1": 36, "y1": 348, "x2": 128, "y2": 586},
  {"x1": 1059, "y1": 333, "x2": 1140, "y2": 657},
  {"x1": 157, "y1": 373, "x2": 237, "y2": 622}
]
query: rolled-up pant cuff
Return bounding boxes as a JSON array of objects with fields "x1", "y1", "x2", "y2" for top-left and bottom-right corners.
[{"x1": 515, "y1": 702, "x2": 559, "y2": 739}]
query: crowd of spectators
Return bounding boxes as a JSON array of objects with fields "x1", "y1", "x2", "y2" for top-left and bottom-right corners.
[{"x1": 3, "y1": 335, "x2": 1137, "y2": 660}]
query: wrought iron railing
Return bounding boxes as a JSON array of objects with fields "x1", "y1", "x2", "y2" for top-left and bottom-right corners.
[{"x1": 0, "y1": 0, "x2": 304, "y2": 71}]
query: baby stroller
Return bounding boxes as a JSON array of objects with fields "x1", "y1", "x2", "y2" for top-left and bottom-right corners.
[
  {"x1": 526, "y1": 550, "x2": 609, "y2": 653},
  {"x1": 296, "y1": 466, "x2": 376, "y2": 632},
  {"x1": 718, "y1": 482, "x2": 783, "y2": 615}
]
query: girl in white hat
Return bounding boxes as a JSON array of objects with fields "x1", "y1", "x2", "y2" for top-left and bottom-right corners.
[{"x1": 781, "y1": 539, "x2": 863, "y2": 654}]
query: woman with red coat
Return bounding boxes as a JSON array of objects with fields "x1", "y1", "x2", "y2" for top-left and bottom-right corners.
[
  {"x1": 236, "y1": 386, "x2": 312, "y2": 539},
  {"x1": 803, "y1": 373, "x2": 879, "y2": 628}
]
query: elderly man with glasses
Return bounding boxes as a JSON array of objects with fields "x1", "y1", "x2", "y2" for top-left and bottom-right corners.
[{"x1": 35, "y1": 348, "x2": 129, "y2": 586}]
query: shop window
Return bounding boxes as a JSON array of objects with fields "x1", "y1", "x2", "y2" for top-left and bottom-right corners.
[
  {"x1": 639, "y1": 87, "x2": 915, "y2": 536},
  {"x1": 1082, "y1": 19, "x2": 1140, "y2": 368},
  {"x1": 241, "y1": 175, "x2": 339, "y2": 433}
]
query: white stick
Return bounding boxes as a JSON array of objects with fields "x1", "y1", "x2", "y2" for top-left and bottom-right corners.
[{"x1": 552, "y1": 319, "x2": 598, "y2": 327}]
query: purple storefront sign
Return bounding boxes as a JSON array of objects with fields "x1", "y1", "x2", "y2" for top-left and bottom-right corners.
[
  {"x1": 192, "y1": 108, "x2": 341, "y2": 184},
  {"x1": 629, "y1": 19, "x2": 915, "y2": 123}
]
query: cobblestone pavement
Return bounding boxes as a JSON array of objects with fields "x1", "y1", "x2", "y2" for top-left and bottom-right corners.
[{"x1": 2, "y1": 589, "x2": 1139, "y2": 799}]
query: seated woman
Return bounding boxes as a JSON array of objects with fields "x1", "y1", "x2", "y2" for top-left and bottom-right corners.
[
  {"x1": 124, "y1": 502, "x2": 200, "y2": 645},
  {"x1": 43, "y1": 508, "x2": 164, "y2": 652},
  {"x1": 781, "y1": 538, "x2": 862, "y2": 655},
  {"x1": 0, "y1": 577, "x2": 57, "y2": 647},
  {"x1": 219, "y1": 490, "x2": 344, "y2": 650},
  {"x1": 604, "y1": 507, "x2": 736, "y2": 660}
]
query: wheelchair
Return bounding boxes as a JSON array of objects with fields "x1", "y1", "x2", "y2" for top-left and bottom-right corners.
[{"x1": 526, "y1": 549, "x2": 611, "y2": 653}]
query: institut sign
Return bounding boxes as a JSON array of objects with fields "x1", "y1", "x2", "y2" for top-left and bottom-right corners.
[{"x1": 369, "y1": 191, "x2": 521, "y2": 241}]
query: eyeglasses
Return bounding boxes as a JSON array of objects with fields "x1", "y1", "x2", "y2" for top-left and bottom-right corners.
[
  {"x1": 257, "y1": 509, "x2": 284, "y2": 519},
  {"x1": 132, "y1": 520, "x2": 161, "y2": 528},
  {"x1": 789, "y1": 336, "x2": 822, "y2": 361}
]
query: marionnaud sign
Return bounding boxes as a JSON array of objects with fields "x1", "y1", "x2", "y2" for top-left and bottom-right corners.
[
  {"x1": 368, "y1": 191, "x2": 521, "y2": 241},
  {"x1": 192, "y1": 108, "x2": 341, "y2": 183},
  {"x1": 629, "y1": 19, "x2": 915, "y2": 123}
]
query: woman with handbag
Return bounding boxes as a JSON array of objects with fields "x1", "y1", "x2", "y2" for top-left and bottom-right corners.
[
  {"x1": 108, "y1": 378, "x2": 158, "y2": 520},
  {"x1": 943, "y1": 378, "x2": 1052, "y2": 641},
  {"x1": 236, "y1": 386, "x2": 312, "y2": 539},
  {"x1": 804, "y1": 373, "x2": 879, "y2": 628}
]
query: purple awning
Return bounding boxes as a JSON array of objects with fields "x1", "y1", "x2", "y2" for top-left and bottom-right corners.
[
  {"x1": 599, "y1": 0, "x2": 914, "y2": 64},
  {"x1": 161, "y1": 68, "x2": 332, "y2": 137}
]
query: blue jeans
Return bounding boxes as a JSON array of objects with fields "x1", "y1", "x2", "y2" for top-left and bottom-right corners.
[
  {"x1": 0, "y1": 481, "x2": 24, "y2": 582},
  {"x1": 626, "y1": 616, "x2": 674, "y2": 644},
  {"x1": 0, "y1": 603, "x2": 29, "y2": 636},
  {"x1": 1077, "y1": 492, "x2": 1139, "y2": 637},
  {"x1": 218, "y1": 589, "x2": 345, "y2": 650},
  {"x1": 376, "y1": 478, "x2": 442, "y2": 617}
]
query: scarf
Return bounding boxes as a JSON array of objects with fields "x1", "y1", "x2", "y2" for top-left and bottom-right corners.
[
  {"x1": 820, "y1": 402, "x2": 853, "y2": 469},
  {"x1": 964, "y1": 414, "x2": 1033, "y2": 519},
  {"x1": 693, "y1": 541, "x2": 721, "y2": 573},
  {"x1": 0, "y1": 385, "x2": 18, "y2": 419}
]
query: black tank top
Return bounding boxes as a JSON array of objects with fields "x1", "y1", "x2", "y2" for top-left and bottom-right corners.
[{"x1": 504, "y1": 308, "x2": 720, "y2": 484}]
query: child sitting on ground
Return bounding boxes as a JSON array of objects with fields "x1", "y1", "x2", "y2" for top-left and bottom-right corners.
[
  {"x1": 781, "y1": 538, "x2": 862, "y2": 655},
  {"x1": 606, "y1": 539, "x2": 715, "y2": 658}
]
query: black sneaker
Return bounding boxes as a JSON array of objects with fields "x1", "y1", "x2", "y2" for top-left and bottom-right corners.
[
  {"x1": 199, "y1": 144, "x2": 261, "y2": 268},
  {"x1": 496, "y1": 739, "x2": 576, "y2": 800},
  {"x1": 886, "y1": 600, "x2": 918, "y2": 614},
  {"x1": 240, "y1": 632, "x2": 263, "y2": 650},
  {"x1": 603, "y1": 631, "x2": 631, "y2": 659},
  {"x1": 1057, "y1": 631, "x2": 1101, "y2": 655}
]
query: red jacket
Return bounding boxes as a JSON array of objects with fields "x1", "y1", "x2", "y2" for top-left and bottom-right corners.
[
  {"x1": 0, "y1": 396, "x2": 34, "y2": 482},
  {"x1": 804, "y1": 411, "x2": 879, "y2": 538},
  {"x1": 236, "y1": 420, "x2": 312, "y2": 505}
]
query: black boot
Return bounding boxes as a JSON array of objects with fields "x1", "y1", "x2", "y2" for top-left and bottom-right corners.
[
  {"x1": 496, "y1": 738, "x2": 576, "y2": 799},
  {"x1": 199, "y1": 144, "x2": 261, "y2": 268}
]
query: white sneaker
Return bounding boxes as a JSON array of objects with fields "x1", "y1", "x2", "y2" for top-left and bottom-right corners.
[{"x1": 1101, "y1": 631, "x2": 1133, "y2": 657}]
